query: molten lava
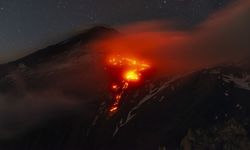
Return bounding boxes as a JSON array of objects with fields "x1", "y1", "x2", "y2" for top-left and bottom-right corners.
[
  {"x1": 106, "y1": 55, "x2": 150, "y2": 115},
  {"x1": 124, "y1": 70, "x2": 139, "y2": 81}
]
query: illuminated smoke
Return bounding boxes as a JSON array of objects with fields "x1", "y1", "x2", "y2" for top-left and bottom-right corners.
[{"x1": 90, "y1": 0, "x2": 250, "y2": 75}]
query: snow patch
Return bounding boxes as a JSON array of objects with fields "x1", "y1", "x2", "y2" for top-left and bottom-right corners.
[
  {"x1": 223, "y1": 74, "x2": 250, "y2": 90},
  {"x1": 159, "y1": 96, "x2": 165, "y2": 102}
]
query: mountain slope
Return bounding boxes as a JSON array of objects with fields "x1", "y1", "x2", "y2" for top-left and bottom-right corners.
[
  {"x1": 0, "y1": 26, "x2": 117, "y2": 150},
  {"x1": 87, "y1": 64, "x2": 250, "y2": 150}
]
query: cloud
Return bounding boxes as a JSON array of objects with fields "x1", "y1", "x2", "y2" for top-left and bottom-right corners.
[
  {"x1": 193, "y1": 0, "x2": 250, "y2": 59},
  {"x1": 0, "y1": 90, "x2": 77, "y2": 139}
]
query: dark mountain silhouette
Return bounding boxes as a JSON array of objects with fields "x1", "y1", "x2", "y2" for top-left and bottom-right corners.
[{"x1": 13, "y1": 26, "x2": 117, "y2": 66}]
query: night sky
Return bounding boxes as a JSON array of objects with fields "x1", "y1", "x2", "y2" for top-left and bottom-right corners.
[{"x1": 0, "y1": 0, "x2": 234, "y2": 63}]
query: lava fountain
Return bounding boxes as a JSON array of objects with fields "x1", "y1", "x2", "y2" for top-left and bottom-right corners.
[{"x1": 106, "y1": 55, "x2": 151, "y2": 115}]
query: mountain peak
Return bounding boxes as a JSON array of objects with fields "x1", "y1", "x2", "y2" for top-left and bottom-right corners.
[{"x1": 9, "y1": 26, "x2": 117, "y2": 66}]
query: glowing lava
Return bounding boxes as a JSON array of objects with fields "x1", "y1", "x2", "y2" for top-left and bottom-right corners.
[
  {"x1": 106, "y1": 55, "x2": 150, "y2": 115},
  {"x1": 124, "y1": 70, "x2": 139, "y2": 81}
]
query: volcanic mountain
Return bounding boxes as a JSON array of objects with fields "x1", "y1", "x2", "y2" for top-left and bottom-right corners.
[{"x1": 0, "y1": 26, "x2": 250, "y2": 150}]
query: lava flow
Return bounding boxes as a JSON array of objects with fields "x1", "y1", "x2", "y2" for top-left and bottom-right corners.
[{"x1": 106, "y1": 55, "x2": 150, "y2": 115}]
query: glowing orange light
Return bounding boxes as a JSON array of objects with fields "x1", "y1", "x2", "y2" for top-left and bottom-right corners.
[
  {"x1": 124, "y1": 70, "x2": 140, "y2": 81},
  {"x1": 115, "y1": 95, "x2": 121, "y2": 100},
  {"x1": 112, "y1": 84, "x2": 118, "y2": 90},
  {"x1": 109, "y1": 106, "x2": 118, "y2": 112},
  {"x1": 123, "y1": 82, "x2": 129, "y2": 89},
  {"x1": 107, "y1": 55, "x2": 151, "y2": 115}
]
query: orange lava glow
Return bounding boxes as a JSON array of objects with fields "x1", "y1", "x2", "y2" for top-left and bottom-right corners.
[
  {"x1": 124, "y1": 70, "x2": 139, "y2": 81},
  {"x1": 107, "y1": 55, "x2": 150, "y2": 115},
  {"x1": 109, "y1": 106, "x2": 118, "y2": 112},
  {"x1": 112, "y1": 84, "x2": 118, "y2": 90}
]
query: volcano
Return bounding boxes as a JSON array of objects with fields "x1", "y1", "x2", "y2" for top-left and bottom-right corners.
[{"x1": 0, "y1": 26, "x2": 250, "y2": 150}]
